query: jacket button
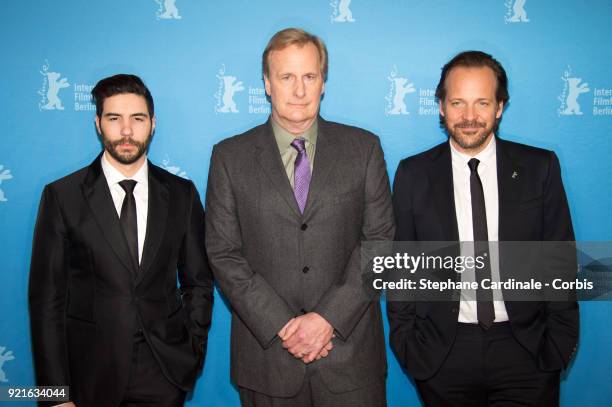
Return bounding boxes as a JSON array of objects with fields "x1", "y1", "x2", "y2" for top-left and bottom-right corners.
[
  {"x1": 301, "y1": 224, "x2": 308, "y2": 231},
  {"x1": 451, "y1": 307, "x2": 458, "y2": 313},
  {"x1": 302, "y1": 266, "x2": 309, "y2": 273},
  {"x1": 300, "y1": 308, "x2": 307, "y2": 314}
]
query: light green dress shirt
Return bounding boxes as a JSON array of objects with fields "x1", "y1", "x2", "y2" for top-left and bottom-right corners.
[{"x1": 271, "y1": 118, "x2": 318, "y2": 188}]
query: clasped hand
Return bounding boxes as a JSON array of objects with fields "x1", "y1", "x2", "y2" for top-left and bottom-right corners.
[{"x1": 278, "y1": 312, "x2": 334, "y2": 364}]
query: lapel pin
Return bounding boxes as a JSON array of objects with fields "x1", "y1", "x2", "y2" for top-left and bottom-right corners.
[{"x1": 512, "y1": 171, "x2": 518, "y2": 179}]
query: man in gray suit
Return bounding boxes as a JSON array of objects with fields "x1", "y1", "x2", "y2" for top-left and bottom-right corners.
[{"x1": 205, "y1": 28, "x2": 394, "y2": 406}]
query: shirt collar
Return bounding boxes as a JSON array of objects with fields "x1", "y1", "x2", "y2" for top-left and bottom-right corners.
[
  {"x1": 271, "y1": 117, "x2": 318, "y2": 152},
  {"x1": 101, "y1": 151, "x2": 149, "y2": 187},
  {"x1": 450, "y1": 135, "x2": 497, "y2": 170}
]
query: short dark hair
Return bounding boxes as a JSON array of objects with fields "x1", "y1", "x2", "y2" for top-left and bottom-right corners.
[
  {"x1": 91, "y1": 74, "x2": 154, "y2": 118},
  {"x1": 435, "y1": 50, "x2": 509, "y2": 105}
]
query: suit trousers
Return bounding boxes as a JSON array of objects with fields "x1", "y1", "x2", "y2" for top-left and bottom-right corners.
[
  {"x1": 416, "y1": 322, "x2": 560, "y2": 407},
  {"x1": 120, "y1": 333, "x2": 186, "y2": 407},
  {"x1": 239, "y1": 367, "x2": 386, "y2": 407}
]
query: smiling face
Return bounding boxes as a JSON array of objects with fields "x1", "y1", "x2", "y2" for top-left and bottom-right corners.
[
  {"x1": 95, "y1": 93, "x2": 155, "y2": 170},
  {"x1": 264, "y1": 42, "x2": 325, "y2": 135},
  {"x1": 439, "y1": 66, "x2": 504, "y2": 156}
]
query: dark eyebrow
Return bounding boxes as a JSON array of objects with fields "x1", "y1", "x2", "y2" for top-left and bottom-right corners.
[{"x1": 102, "y1": 112, "x2": 149, "y2": 118}]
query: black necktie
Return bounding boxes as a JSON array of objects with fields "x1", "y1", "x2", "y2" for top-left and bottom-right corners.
[
  {"x1": 468, "y1": 158, "x2": 495, "y2": 329},
  {"x1": 119, "y1": 180, "x2": 139, "y2": 270}
]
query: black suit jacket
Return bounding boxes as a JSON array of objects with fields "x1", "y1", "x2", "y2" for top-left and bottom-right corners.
[
  {"x1": 29, "y1": 155, "x2": 213, "y2": 407},
  {"x1": 387, "y1": 138, "x2": 579, "y2": 380}
]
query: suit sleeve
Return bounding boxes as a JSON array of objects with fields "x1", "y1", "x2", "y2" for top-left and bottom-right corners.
[
  {"x1": 313, "y1": 137, "x2": 395, "y2": 340},
  {"x1": 28, "y1": 185, "x2": 71, "y2": 389},
  {"x1": 386, "y1": 160, "x2": 418, "y2": 369},
  {"x1": 540, "y1": 151, "x2": 580, "y2": 370},
  {"x1": 177, "y1": 181, "x2": 214, "y2": 361},
  {"x1": 205, "y1": 145, "x2": 295, "y2": 348}
]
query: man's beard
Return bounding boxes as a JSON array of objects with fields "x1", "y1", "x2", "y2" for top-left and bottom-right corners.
[
  {"x1": 102, "y1": 132, "x2": 152, "y2": 165},
  {"x1": 442, "y1": 117, "x2": 499, "y2": 151}
]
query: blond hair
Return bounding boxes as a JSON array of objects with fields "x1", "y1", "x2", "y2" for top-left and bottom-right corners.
[{"x1": 262, "y1": 28, "x2": 328, "y2": 81}]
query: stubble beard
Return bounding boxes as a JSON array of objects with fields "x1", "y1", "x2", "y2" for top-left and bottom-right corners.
[{"x1": 443, "y1": 117, "x2": 497, "y2": 151}]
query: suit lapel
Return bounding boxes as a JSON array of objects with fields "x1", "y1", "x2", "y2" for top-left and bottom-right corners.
[
  {"x1": 496, "y1": 138, "x2": 524, "y2": 242},
  {"x1": 496, "y1": 139, "x2": 525, "y2": 281},
  {"x1": 427, "y1": 144, "x2": 460, "y2": 289},
  {"x1": 302, "y1": 118, "x2": 341, "y2": 218},
  {"x1": 136, "y1": 163, "x2": 169, "y2": 285},
  {"x1": 255, "y1": 120, "x2": 302, "y2": 217},
  {"x1": 82, "y1": 154, "x2": 137, "y2": 275},
  {"x1": 431, "y1": 144, "x2": 460, "y2": 242}
]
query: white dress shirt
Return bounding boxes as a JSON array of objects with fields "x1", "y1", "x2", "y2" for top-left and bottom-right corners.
[
  {"x1": 101, "y1": 152, "x2": 149, "y2": 265},
  {"x1": 450, "y1": 137, "x2": 509, "y2": 323}
]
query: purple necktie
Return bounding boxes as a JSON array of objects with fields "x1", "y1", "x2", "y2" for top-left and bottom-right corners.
[{"x1": 290, "y1": 138, "x2": 311, "y2": 214}]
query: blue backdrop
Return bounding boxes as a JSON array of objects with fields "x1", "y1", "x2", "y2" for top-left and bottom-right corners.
[{"x1": 1, "y1": 1, "x2": 611, "y2": 405}]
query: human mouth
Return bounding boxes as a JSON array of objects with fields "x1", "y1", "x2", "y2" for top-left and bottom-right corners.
[
  {"x1": 113, "y1": 139, "x2": 137, "y2": 148},
  {"x1": 455, "y1": 120, "x2": 485, "y2": 130}
]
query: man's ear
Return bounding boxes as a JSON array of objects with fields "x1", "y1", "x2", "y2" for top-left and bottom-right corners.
[
  {"x1": 95, "y1": 115, "x2": 101, "y2": 134},
  {"x1": 496, "y1": 101, "x2": 504, "y2": 119},
  {"x1": 264, "y1": 75, "x2": 271, "y2": 96}
]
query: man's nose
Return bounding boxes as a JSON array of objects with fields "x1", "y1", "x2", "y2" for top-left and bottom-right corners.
[
  {"x1": 294, "y1": 78, "x2": 306, "y2": 98},
  {"x1": 121, "y1": 122, "x2": 133, "y2": 137},
  {"x1": 463, "y1": 105, "x2": 475, "y2": 121}
]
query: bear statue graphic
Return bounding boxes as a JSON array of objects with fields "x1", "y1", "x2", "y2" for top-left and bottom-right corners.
[
  {"x1": 156, "y1": 0, "x2": 181, "y2": 20},
  {"x1": 216, "y1": 72, "x2": 244, "y2": 114},
  {"x1": 508, "y1": 0, "x2": 529, "y2": 23},
  {"x1": 558, "y1": 68, "x2": 590, "y2": 117},
  {"x1": 562, "y1": 77, "x2": 590, "y2": 116},
  {"x1": 40, "y1": 71, "x2": 70, "y2": 111},
  {"x1": 0, "y1": 346, "x2": 15, "y2": 382},
  {"x1": 332, "y1": 0, "x2": 355, "y2": 23},
  {"x1": 386, "y1": 67, "x2": 416, "y2": 116},
  {"x1": 0, "y1": 164, "x2": 13, "y2": 202}
]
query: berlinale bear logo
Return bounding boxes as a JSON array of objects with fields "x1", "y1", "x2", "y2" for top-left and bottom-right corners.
[
  {"x1": 215, "y1": 65, "x2": 245, "y2": 114},
  {"x1": 156, "y1": 0, "x2": 181, "y2": 20},
  {"x1": 161, "y1": 156, "x2": 189, "y2": 179},
  {"x1": 385, "y1": 66, "x2": 416, "y2": 116},
  {"x1": 0, "y1": 164, "x2": 13, "y2": 203},
  {"x1": 0, "y1": 346, "x2": 15, "y2": 382},
  {"x1": 331, "y1": 0, "x2": 355, "y2": 23},
  {"x1": 38, "y1": 61, "x2": 70, "y2": 111},
  {"x1": 558, "y1": 67, "x2": 590, "y2": 116},
  {"x1": 505, "y1": 0, "x2": 529, "y2": 23}
]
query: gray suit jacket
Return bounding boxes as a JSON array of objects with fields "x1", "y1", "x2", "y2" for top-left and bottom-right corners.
[{"x1": 205, "y1": 117, "x2": 394, "y2": 397}]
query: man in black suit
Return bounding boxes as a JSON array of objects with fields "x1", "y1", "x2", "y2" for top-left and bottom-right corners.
[
  {"x1": 29, "y1": 74, "x2": 213, "y2": 407},
  {"x1": 387, "y1": 51, "x2": 579, "y2": 406}
]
